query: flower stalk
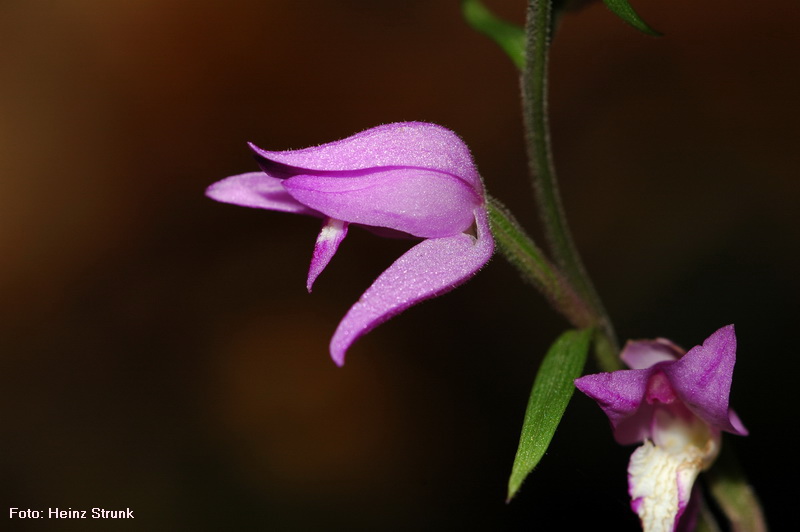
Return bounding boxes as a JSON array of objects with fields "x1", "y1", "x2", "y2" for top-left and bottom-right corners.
[{"x1": 488, "y1": 197, "x2": 590, "y2": 327}]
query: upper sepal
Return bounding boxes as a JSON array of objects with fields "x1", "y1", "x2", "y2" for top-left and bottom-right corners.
[
  {"x1": 248, "y1": 122, "x2": 483, "y2": 190},
  {"x1": 664, "y1": 325, "x2": 748, "y2": 436}
]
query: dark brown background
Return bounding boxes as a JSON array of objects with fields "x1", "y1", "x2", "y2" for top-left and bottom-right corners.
[{"x1": 2, "y1": 1, "x2": 797, "y2": 529}]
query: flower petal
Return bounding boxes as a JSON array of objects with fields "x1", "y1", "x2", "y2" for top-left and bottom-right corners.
[
  {"x1": 663, "y1": 325, "x2": 748, "y2": 435},
  {"x1": 328, "y1": 208, "x2": 494, "y2": 366},
  {"x1": 575, "y1": 368, "x2": 654, "y2": 444},
  {"x1": 283, "y1": 168, "x2": 480, "y2": 238},
  {"x1": 621, "y1": 339, "x2": 683, "y2": 370},
  {"x1": 307, "y1": 218, "x2": 348, "y2": 292},
  {"x1": 248, "y1": 122, "x2": 483, "y2": 190},
  {"x1": 205, "y1": 172, "x2": 318, "y2": 215}
]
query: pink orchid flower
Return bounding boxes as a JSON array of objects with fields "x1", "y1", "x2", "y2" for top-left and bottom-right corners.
[
  {"x1": 207, "y1": 122, "x2": 494, "y2": 365},
  {"x1": 575, "y1": 325, "x2": 748, "y2": 532}
]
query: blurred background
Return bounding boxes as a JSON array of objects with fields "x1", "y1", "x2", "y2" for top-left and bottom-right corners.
[{"x1": 2, "y1": 1, "x2": 797, "y2": 529}]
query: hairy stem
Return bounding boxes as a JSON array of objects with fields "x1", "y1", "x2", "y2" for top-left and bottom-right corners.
[
  {"x1": 522, "y1": 0, "x2": 618, "y2": 365},
  {"x1": 488, "y1": 197, "x2": 591, "y2": 327}
]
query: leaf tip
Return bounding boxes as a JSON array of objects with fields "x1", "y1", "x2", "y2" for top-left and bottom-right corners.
[
  {"x1": 602, "y1": 0, "x2": 662, "y2": 37},
  {"x1": 461, "y1": 0, "x2": 525, "y2": 70}
]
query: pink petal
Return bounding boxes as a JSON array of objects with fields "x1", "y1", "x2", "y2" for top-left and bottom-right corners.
[
  {"x1": 307, "y1": 218, "x2": 348, "y2": 292},
  {"x1": 575, "y1": 369, "x2": 653, "y2": 444},
  {"x1": 328, "y1": 208, "x2": 494, "y2": 366},
  {"x1": 621, "y1": 338, "x2": 683, "y2": 370},
  {"x1": 205, "y1": 172, "x2": 318, "y2": 215},
  {"x1": 664, "y1": 325, "x2": 748, "y2": 435},
  {"x1": 283, "y1": 168, "x2": 480, "y2": 238},
  {"x1": 248, "y1": 122, "x2": 483, "y2": 190}
]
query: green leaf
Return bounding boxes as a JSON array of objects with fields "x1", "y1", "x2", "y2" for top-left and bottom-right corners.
[
  {"x1": 461, "y1": 0, "x2": 525, "y2": 70},
  {"x1": 507, "y1": 328, "x2": 592, "y2": 501},
  {"x1": 602, "y1": 0, "x2": 662, "y2": 36}
]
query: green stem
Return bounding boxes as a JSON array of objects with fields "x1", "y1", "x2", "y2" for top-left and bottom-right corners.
[
  {"x1": 488, "y1": 197, "x2": 591, "y2": 328},
  {"x1": 518, "y1": 3, "x2": 765, "y2": 528},
  {"x1": 707, "y1": 443, "x2": 769, "y2": 532},
  {"x1": 522, "y1": 0, "x2": 618, "y2": 363},
  {"x1": 488, "y1": 197, "x2": 621, "y2": 371}
]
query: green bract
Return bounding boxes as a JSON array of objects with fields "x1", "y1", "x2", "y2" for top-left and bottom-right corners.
[
  {"x1": 461, "y1": 0, "x2": 525, "y2": 70},
  {"x1": 602, "y1": 0, "x2": 661, "y2": 36},
  {"x1": 507, "y1": 328, "x2": 592, "y2": 500}
]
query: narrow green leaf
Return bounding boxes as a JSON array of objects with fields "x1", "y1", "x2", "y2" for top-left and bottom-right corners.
[
  {"x1": 461, "y1": 0, "x2": 525, "y2": 70},
  {"x1": 602, "y1": 0, "x2": 662, "y2": 36},
  {"x1": 507, "y1": 328, "x2": 592, "y2": 501}
]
